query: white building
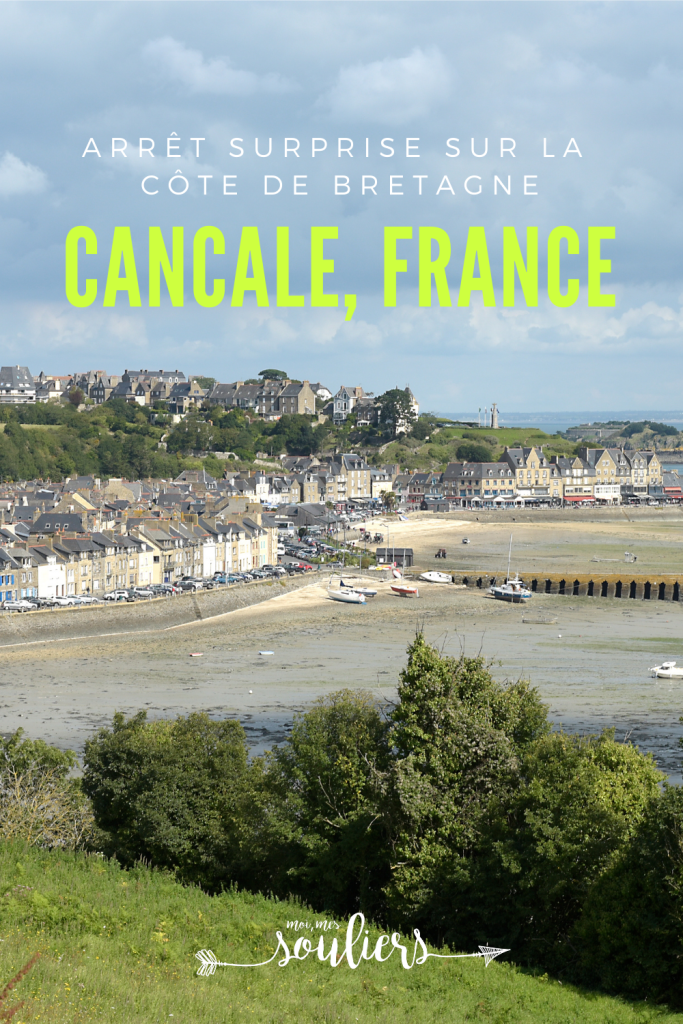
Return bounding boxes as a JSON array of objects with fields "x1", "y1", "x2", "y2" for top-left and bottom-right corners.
[
  {"x1": 29, "y1": 545, "x2": 66, "y2": 598},
  {"x1": 0, "y1": 366, "x2": 35, "y2": 404}
]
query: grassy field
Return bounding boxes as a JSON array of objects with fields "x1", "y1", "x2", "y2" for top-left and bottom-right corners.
[
  {"x1": 18, "y1": 424, "x2": 64, "y2": 431},
  {"x1": 0, "y1": 841, "x2": 679, "y2": 1024}
]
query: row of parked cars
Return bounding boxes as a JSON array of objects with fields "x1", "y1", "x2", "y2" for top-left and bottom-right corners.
[{"x1": 0, "y1": 563, "x2": 318, "y2": 612}]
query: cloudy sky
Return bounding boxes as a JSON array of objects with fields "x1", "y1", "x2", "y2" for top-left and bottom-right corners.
[{"x1": 1, "y1": 0, "x2": 682, "y2": 414}]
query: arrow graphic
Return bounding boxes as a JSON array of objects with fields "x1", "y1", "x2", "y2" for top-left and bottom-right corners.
[
  {"x1": 195, "y1": 944, "x2": 510, "y2": 975},
  {"x1": 439, "y1": 945, "x2": 511, "y2": 968}
]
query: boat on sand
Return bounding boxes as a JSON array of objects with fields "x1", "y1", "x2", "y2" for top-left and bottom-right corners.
[
  {"x1": 391, "y1": 583, "x2": 419, "y2": 598},
  {"x1": 489, "y1": 535, "x2": 532, "y2": 604},
  {"x1": 419, "y1": 571, "x2": 453, "y2": 584},
  {"x1": 340, "y1": 579, "x2": 377, "y2": 598},
  {"x1": 328, "y1": 588, "x2": 366, "y2": 605}
]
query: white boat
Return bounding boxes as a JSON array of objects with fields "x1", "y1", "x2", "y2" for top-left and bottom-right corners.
[
  {"x1": 328, "y1": 589, "x2": 366, "y2": 605},
  {"x1": 419, "y1": 571, "x2": 453, "y2": 584},
  {"x1": 391, "y1": 584, "x2": 419, "y2": 598},
  {"x1": 340, "y1": 579, "x2": 377, "y2": 598},
  {"x1": 489, "y1": 535, "x2": 532, "y2": 603},
  {"x1": 650, "y1": 661, "x2": 683, "y2": 679}
]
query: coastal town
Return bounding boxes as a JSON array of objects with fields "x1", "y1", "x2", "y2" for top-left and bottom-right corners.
[{"x1": 0, "y1": 363, "x2": 681, "y2": 607}]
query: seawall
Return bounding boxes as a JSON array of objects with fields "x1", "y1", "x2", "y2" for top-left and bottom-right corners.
[
  {"x1": 0, "y1": 574, "x2": 322, "y2": 648},
  {"x1": 454, "y1": 569, "x2": 683, "y2": 601}
]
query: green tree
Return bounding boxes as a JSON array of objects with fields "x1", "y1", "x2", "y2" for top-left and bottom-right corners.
[
  {"x1": 258, "y1": 368, "x2": 288, "y2": 380},
  {"x1": 256, "y1": 691, "x2": 389, "y2": 917},
  {"x1": 380, "y1": 635, "x2": 549, "y2": 932},
  {"x1": 1, "y1": 728, "x2": 77, "y2": 779},
  {"x1": 377, "y1": 389, "x2": 416, "y2": 437},
  {"x1": 456, "y1": 441, "x2": 494, "y2": 462},
  {"x1": 411, "y1": 416, "x2": 436, "y2": 440},
  {"x1": 82, "y1": 711, "x2": 255, "y2": 890},
  {"x1": 573, "y1": 784, "x2": 683, "y2": 1005},
  {"x1": 123, "y1": 433, "x2": 153, "y2": 478},
  {"x1": 68, "y1": 387, "x2": 84, "y2": 406},
  {"x1": 471, "y1": 729, "x2": 664, "y2": 970},
  {"x1": 272, "y1": 414, "x2": 315, "y2": 455}
]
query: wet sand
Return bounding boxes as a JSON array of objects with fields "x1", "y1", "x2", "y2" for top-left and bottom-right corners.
[
  {"x1": 355, "y1": 507, "x2": 683, "y2": 576},
  {"x1": 3, "y1": 577, "x2": 683, "y2": 781}
]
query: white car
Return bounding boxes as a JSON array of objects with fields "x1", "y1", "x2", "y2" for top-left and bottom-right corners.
[{"x1": 2, "y1": 599, "x2": 35, "y2": 612}]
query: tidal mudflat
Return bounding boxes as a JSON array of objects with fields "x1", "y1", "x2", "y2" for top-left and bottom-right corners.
[{"x1": 2, "y1": 577, "x2": 683, "y2": 780}]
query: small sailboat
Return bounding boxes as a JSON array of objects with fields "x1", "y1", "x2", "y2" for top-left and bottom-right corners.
[
  {"x1": 650, "y1": 661, "x2": 683, "y2": 679},
  {"x1": 489, "y1": 535, "x2": 532, "y2": 603},
  {"x1": 391, "y1": 583, "x2": 419, "y2": 598},
  {"x1": 328, "y1": 588, "x2": 366, "y2": 605},
  {"x1": 340, "y1": 579, "x2": 377, "y2": 598}
]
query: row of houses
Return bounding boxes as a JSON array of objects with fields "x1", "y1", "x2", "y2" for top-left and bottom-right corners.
[
  {"x1": 396, "y1": 447, "x2": 665, "y2": 507},
  {"x1": 3, "y1": 367, "x2": 420, "y2": 433},
  {"x1": 0, "y1": 505, "x2": 279, "y2": 602}
]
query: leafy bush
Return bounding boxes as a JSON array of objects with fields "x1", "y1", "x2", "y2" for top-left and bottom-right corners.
[
  {"x1": 76, "y1": 637, "x2": 676, "y2": 1007},
  {"x1": 82, "y1": 711, "x2": 256, "y2": 890},
  {"x1": 0, "y1": 731, "x2": 93, "y2": 850},
  {"x1": 621, "y1": 419, "x2": 678, "y2": 437},
  {"x1": 469, "y1": 730, "x2": 664, "y2": 971},
  {"x1": 379, "y1": 635, "x2": 549, "y2": 933},
  {"x1": 573, "y1": 783, "x2": 683, "y2": 1005},
  {"x1": 456, "y1": 441, "x2": 496, "y2": 462},
  {"x1": 255, "y1": 690, "x2": 390, "y2": 918}
]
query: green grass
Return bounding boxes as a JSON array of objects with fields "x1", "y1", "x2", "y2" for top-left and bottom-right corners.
[
  {"x1": 373, "y1": 427, "x2": 579, "y2": 473},
  {"x1": 0, "y1": 842, "x2": 679, "y2": 1023}
]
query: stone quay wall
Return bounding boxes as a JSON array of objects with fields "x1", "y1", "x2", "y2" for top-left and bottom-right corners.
[
  {"x1": 454, "y1": 570, "x2": 683, "y2": 601},
  {"x1": 0, "y1": 573, "x2": 324, "y2": 648}
]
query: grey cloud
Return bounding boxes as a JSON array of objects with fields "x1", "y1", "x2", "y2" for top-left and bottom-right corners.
[
  {"x1": 142, "y1": 36, "x2": 296, "y2": 95},
  {"x1": 319, "y1": 47, "x2": 450, "y2": 123}
]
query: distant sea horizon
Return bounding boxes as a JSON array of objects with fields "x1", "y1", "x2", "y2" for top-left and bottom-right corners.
[{"x1": 437, "y1": 411, "x2": 683, "y2": 435}]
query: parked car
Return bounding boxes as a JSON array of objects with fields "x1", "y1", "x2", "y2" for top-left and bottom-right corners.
[
  {"x1": 1, "y1": 599, "x2": 35, "y2": 612},
  {"x1": 76, "y1": 595, "x2": 101, "y2": 604},
  {"x1": 103, "y1": 590, "x2": 134, "y2": 602}
]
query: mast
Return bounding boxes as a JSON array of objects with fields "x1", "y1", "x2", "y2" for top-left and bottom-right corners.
[{"x1": 507, "y1": 533, "x2": 512, "y2": 581}]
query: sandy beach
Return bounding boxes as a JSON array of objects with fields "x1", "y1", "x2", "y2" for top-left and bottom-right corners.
[
  {"x1": 353, "y1": 506, "x2": 683, "y2": 576},
  {"x1": 3, "y1": 554, "x2": 683, "y2": 780}
]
